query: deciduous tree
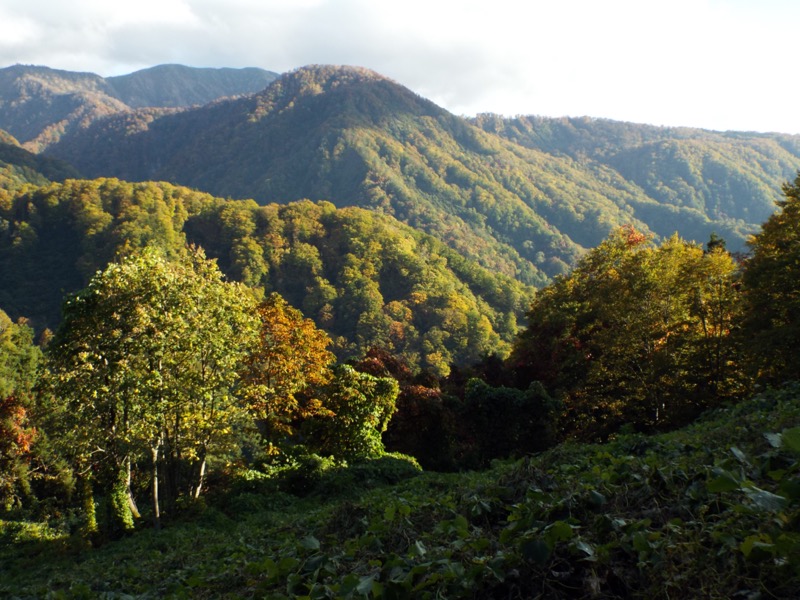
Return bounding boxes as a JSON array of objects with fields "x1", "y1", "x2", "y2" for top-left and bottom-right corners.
[
  {"x1": 741, "y1": 172, "x2": 800, "y2": 383},
  {"x1": 512, "y1": 226, "x2": 742, "y2": 439},
  {"x1": 46, "y1": 246, "x2": 257, "y2": 530},
  {"x1": 242, "y1": 293, "x2": 335, "y2": 450},
  {"x1": 0, "y1": 309, "x2": 41, "y2": 508}
]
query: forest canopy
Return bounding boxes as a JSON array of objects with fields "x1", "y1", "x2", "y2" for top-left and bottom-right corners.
[{"x1": 0, "y1": 178, "x2": 533, "y2": 375}]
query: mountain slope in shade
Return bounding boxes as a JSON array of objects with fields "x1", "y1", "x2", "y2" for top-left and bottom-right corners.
[
  {"x1": 0, "y1": 131, "x2": 81, "y2": 192},
  {"x1": 106, "y1": 64, "x2": 279, "y2": 108},
  {"x1": 0, "y1": 64, "x2": 278, "y2": 152}
]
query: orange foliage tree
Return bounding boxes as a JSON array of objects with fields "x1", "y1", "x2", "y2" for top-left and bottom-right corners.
[{"x1": 242, "y1": 293, "x2": 335, "y2": 450}]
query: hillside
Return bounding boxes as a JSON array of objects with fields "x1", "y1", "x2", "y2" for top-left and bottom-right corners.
[
  {"x1": 0, "y1": 65, "x2": 128, "y2": 152},
  {"x1": 474, "y1": 114, "x2": 800, "y2": 237},
  {"x1": 40, "y1": 66, "x2": 659, "y2": 285},
  {"x1": 0, "y1": 178, "x2": 533, "y2": 373},
  {"x1": 3, "y1": 385, "x2": 798, "y2": 598},
  {"x1": 106, "y1": 64, "x2": 278, "y2": 108},
  {"x1": 42, "y1": 66, "x2": 800, "y2": 285},
  {"x1": 0, "y1": 132, "x2": 80, "y2": 192},
  {"x1": 0, "y1": 64, "x2": 278, "y2": 151}
]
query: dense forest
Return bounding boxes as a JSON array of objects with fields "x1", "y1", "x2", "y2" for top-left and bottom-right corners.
[
  {"x1": 2, "y1": 63, "x2": 800, "y2": 597},
  {"x1": 0, "y1": 178, "x2": 532, "y2": 374}
]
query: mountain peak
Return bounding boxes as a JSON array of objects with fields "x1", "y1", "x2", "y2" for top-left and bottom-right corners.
[
  {"x1": 258, "y1": 65, "x2": 394, "y2": 103},
  {"x1": 250, "y1": 64, "x2": 442, "y2": 123}
]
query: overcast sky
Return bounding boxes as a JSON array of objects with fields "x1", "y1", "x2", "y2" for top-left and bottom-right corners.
[{"x1": 1, "y1": 0, "x2": 798, "y2": 134}]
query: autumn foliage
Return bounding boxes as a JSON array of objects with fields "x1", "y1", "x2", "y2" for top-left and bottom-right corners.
[{"x1": 242, "y1": 292, "x2": 335, "y2": 447}]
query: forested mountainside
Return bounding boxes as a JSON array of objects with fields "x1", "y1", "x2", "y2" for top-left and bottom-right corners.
[
  {"x1": 474, "y1": 114, "x2": 800, "y2": 236},
  {"x1": 0, "y1": 133, "x2": 80, "y2": 191},
  {"x1": 41, "y1": 65, "x2": 800, "y2": 284},
  {"x1": 0, "y1": 64, "x2": 278, "y2": 151},
  {"x1": 0, "y1": 178, "x2": 532, "y2": 374},
  {"x1": 105, "y1": 64, "x2": 278, "y2": 108}
]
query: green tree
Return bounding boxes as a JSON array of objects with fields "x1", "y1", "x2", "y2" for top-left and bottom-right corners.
[
  {"x1": 305, "y1": 364, "x2": 399, "y2": 461},
  {"x1": 462, "y1": 379, "x2": 560, "y2": 465},
  {"x1": 741, "y1": 172, "x2": 800, "y2": 383},
  {"x1": 512, "y1": 226, "x2": 743, "y2": 439},
  {"x1": 46, "y1": 247, "x2": 257, "y2": 530}
]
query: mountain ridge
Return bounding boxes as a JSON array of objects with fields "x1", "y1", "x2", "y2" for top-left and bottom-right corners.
[
  {"x1": 41, "y1": 64, "x2": 800, "y2": 286},
  {"x1": 0, "y1": 63, "x2": 279, "y2": 151},
  {"x1": 5, "y1": 63, "x2": 800, "y2": 288}
]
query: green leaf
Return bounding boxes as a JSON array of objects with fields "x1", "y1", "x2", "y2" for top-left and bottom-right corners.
[
  {"x1": 767, "y1": 468, "x2": 787, "y2": 482},
  {"x1": 632, "y1": 532, "x2": 651, "y2": 553},
  {"x1": 744, "y1": 487, "x2": 789, "y2": 511},
  {"x1": 522, "y1": 539, "x2": 551, "y2": 565},
  {"x1": 549, "y1": 520, "x2": 574, "y2": 542},
  {"x1": 782, "y1": 427, "x2": 800, "y2": 453},
  {"x1": 300, "y1": 536, "x2": 320, "y2": 551},
  {"x1": 574, "y1": 540, "x2": 596, "y2": 558},
  {"x1": 730, "y1": 446, "x2": 749, "y2": 465},
  {"x1": 338, "y1": 574, "x2": 360, "y2": 595},
  {"x1": 588, "y1": 490, "x2": 607, "y2": 507},
  {"x1": 278, "y1": 556, "x2": 300, "y2": 572},
  {"x1": 453, "y1": 514, "x2": 469, "y2": 532},
  {"x1": 356, "y1": 575, "x2": 376, "y2": 595},
  {"x1": 764, "y1": 432, "x2": 783, "y2": 448},
  {"x1": 384, "y1": 505, "x2": 395, "y2": 522},
  {"x1": 707, "y1": 469, "x2": 740, "y2": 493},
  {"x1": 740, "y1": 534, "x2": 774, "y2": 559},
  {"x1": 413, "y1": 540, "x2": 427, "y2": 556}
]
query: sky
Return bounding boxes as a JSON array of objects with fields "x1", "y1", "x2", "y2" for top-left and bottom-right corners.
[{"x1": 1, "y1": 0, "x2": 798, "y2": 134}]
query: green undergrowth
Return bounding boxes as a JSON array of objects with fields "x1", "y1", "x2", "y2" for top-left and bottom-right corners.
[{"x1": 3, "y1": 386, "x2": 800, "y2": 599}]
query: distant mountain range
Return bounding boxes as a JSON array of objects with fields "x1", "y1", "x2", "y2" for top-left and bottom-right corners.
[
  {"x1": 3, "y1": 63, "x2": 800, "y2": 289},
  {"x1": 0, "y1": 64, "x2": 278, "y2": 151}
]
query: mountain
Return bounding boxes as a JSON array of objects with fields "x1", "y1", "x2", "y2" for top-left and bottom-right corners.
[
  {"x1": 0, "y1": 178, "x2": 533, "y2": 373},
  {"x1": 0, "y1": 129, "x2": 80, "y2": 192},
  {"x1": 37, "y1": 66, "x2": 646, "y2": 285},
  {"x1": 0, "y1": 65, "x2": 128, "y2": 152},
  {"x1": 106, "y1": 64, "x2": 278, "y2": 108},
  {"x1": 473, "y1": 114, "x2": 800, "y2": 239},
  {"x1": 42, "y1": 65, "x2": 800, "y2": 286},
  {"x1": 0, "y1": 64, "x2": 278, "y2": 152}
]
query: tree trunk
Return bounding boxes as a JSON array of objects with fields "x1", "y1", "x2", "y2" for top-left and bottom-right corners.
[
  {"x1": 81, "y1": 474, "x2": 98, "y2": 536},
  {"x1": 192, "y1": 451, "x2": 207, "y2": 499},
  {"x1": 151, "y1": 442, "x2": 161, "y2": 529},
  {"x1": 125, "y1": 456, "x2": 140, "y2": 519}
]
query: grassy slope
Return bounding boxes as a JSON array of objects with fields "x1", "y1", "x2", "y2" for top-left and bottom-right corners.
[{"x1": 3, "y1": 386, "x2": 799, "y2": 599}]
